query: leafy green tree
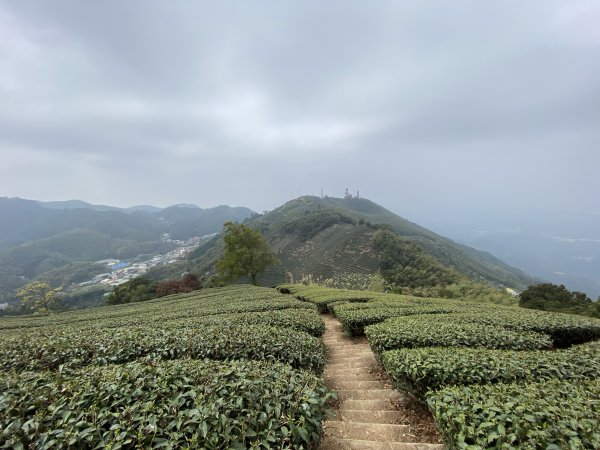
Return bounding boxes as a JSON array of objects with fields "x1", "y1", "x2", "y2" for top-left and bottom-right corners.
[
  {"x1": 216, "y1": 222, "x2": 278, "y2": 286},
  {"x1": 372, "y1": 229, "x2": 459, "y2": 289},
  {"x1": 520, "y1": 283, "x2": 594, "y2": 316},
  {"x1": 588, "y1": 300, "x2": 600, "y2": 318},
  {"x1": 16, "y1": 281, "x2": 61, "y2": 313},
  {"x1": 282, "y1": 210, "x2": 355, "y2": 240},
  {"x1": 107, "y1": 277, "x2": 157, "y2": 305}
]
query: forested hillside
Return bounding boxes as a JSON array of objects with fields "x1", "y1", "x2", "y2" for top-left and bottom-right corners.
[
  {"x1": 0, "y1": 197, "x2": 253, "y2": 305},
  {"x1": 180, "y1": 196, "x2": 535, "y2": 303}
]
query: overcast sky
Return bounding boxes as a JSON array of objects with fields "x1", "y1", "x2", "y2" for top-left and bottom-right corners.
[{"x1": 1, "y1": 1, "x2": 599, "y2": 224}]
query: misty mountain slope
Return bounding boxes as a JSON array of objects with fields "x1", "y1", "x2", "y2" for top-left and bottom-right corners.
[
  {"x1": 436, "y1": 217, "x2": 600, "y2": 298},
  {"x1": 183, "y1": 196, "x2": 534, "y2": 292},
  {"x1": 35, "y1": 200, "x2": 122, "y2": 212},
  {"x1": 255, "y1": 196, "x2": 534, "y2": 289},
  {"x1": 156, "y1": 205, "x2": 255, "y2": 240},
  {"x1": 270, "y1": 223, "x2": 380, "y2": 284},
  {"x1": 0, "y1": 198, "x2": 158, "y2": 250},
  {"x1": 0, "y1": 198, "x2": 255, "y2": 304}
]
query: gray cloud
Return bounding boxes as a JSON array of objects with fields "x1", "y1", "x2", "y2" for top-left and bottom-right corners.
[{"x1": 0, "y1": 0, "x2": 598, "y2": 222}]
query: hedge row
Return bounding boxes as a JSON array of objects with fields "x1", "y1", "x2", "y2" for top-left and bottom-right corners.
[
  {"x1": 0, "y1": 286, "x2": 304, "y2": 333},
  {"x1": 181, "y1": 309, "x2": 326, "y2": 337},
  {"x1": 333, "y1": 304, "x2": 461, "y2": 336},
  {"x1": 0, "y1": 358, "x2": 333, "y2": 449},
  {"x1": 365, "y1": 314, "x2": 552, "y2": 354},
  {"x1": 278, "y1": 284, "x2": 375, "y2": 312},
  {"x1": 452, "y1": 310, "x2": 600, "y2": 348},
  {"x1": 0, "y1": 324, "x2": 325, "y2": 373},
  {"x1": 278, "y1": 284, "x2": 600, "y2": 348},
  {"x1": 427, "y1": 378, "x2": 600, "y2": 449},
  {"x1": 382, "y1": 340, "x2": 600, "y2": 398}
]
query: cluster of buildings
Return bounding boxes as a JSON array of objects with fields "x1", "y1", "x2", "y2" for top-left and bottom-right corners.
[{"x1": 76, "y1": 235, "x2": 212, "y2": 289}]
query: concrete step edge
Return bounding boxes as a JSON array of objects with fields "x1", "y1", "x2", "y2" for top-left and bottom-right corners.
[{"x1": 319, "y1": 438, "x2": 445, "y2": 450}]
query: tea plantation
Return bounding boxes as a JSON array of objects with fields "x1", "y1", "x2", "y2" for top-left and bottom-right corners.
[
  {"x1": 279, "y1": 284, "x2": 600, "y2": 449},
  {"x1": 0, "y1": 285, "x2": 332, "y2": 449}
]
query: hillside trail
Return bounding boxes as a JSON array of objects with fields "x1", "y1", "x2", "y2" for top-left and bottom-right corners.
[{"x1": 318, "y1": 314, "x2": 445, "y2": 450}]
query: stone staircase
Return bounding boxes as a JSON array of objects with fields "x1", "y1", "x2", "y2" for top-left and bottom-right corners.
[{"x1": 319, "y1": 315, "x2": 445, "y2": 450}]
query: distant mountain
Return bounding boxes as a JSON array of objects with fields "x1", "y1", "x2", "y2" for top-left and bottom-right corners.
[
  {"x1": 185, "y1": 196, "x2": 535, "y2": 292},
  {"x1": 0, "y1": 197, "x2": 254, "y2": 305},
  {"x1": 427, "y1": 212, "x2": 600, "y2": 298},
  {"x1": 124, "y1": 205, "x2": 163, "y2": 214},
  {"x1": 0, "y1": 198, "x2": 158, "y2": 251},
  {"x1": 35, "y1": 199, "x2": 122, "y2": 212},
  {"x1": 157, "y1": 205, "x2": 258, "y2": 240}
]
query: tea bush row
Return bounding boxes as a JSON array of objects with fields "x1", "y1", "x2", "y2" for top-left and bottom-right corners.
[
  {"x1": 278, "y1": 284, "x2": 374, "y2": 313},
  {"x1": 382, "y1": 340, "x2": 600, "y2": 398},
  {"x1": 0, "y1": 358, "x2": 333, "y2": 449},
  {"x1": 0, "y1": 286, "x2": 296, "y2": 332},
  {"x1": 452, "y1": 309, "x2": 600, "y2": 347},
  {"x1": 365, "y1": 314, "x2": 552, "y2": 354},
  {"x1": 427, "y1": 378, "x2": 600, "y2": 449},
  {"x1": 278, "y1": 284, "x2": 600, "y2": 347},
  {"x1": 333, "y1": 304, "x2": 461, "y2": 336},
  {"x1": 184, "y1": 309, "x2": 325, "y2": 337},
  {"x1": 0, "y1": 323, "x2": 325, "y2": 373}
]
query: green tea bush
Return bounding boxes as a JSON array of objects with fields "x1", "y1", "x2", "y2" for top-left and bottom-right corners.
[
  {"x1": 427, "y1": 378, "x2": 600, "y2": 449},
  {"x1": 278, "y1": 284, "x2": 600, "y2": 347},
  {"x1": 0, "y1": 285, "x2": 308, "y2": 332},
  {"x1": 333, "y1": 304, "x2": 461, "y2": 336},
  {"x1": 365, "y1": 315, "x2": 552, "y2": 354},
  {"x1": 382, "y1": 340, "x2": 600, "y2": 398},
  {"x1": 0, "y1": 359, "x2": 333, "y2": 449},
  {"x1": 278, "y1": 284, "x2": 373, "y2": 313},
  {"x1": 185, "y1": 309, "x2": 325, "y2": 337},
  {"x1": 197, "y1": 297, "x2": 317, "y2": 316},
  {"x1": 456, "y1": 310, "x2": 600, "y2": 347},
  {"x1": 0, "y1": 324, "x2": 325, "y2": 373}
]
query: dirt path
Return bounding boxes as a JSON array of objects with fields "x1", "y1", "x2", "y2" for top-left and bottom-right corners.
[{"x1": 319, "y1": 315, "x2": 445, "y2": 450}]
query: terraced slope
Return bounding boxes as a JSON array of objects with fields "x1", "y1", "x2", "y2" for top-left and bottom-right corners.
[
  {"x1": 0, "y1": 285, "x2": 332, "y2": 449},
  {"x1": 319, "y1": 315, "x2": 444, "y2": 450},
  {"x1": 286, "y1": 284, "x2": 600, "y2": 449}
]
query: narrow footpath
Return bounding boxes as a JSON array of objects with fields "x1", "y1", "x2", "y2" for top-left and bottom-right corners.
[{"x1": 319, "y1": 315, "x2": 445, "y2": 450}]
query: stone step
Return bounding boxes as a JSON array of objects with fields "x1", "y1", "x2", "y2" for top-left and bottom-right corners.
[
  {"x1": 326, "y1": 346, "x2": 373, "y2": 355},
  {"x1": 326, "y1": 350, "x2": 372, "y2": 356},
  {"x1": 327, "y1": 360, "x2": 379, "y2": 369},
  {"x1": 323, "y1": 368, "x2": 376, "y2": 381},
  {"x1": 324, "y1": 372, "x2": 375, "y2": 382},
  {"x1": 326, "y1": 347, "x2": 372, "y2": 352},
  {"x1": 325, "y1": 369, "x2": 380, "y2": 378},
  {"x1": 322, "y1": 421, "x2": 411, "y2": 442},
  {"x1": 319, "y1": 438, "x2": 445, "y2": 450},
  {"x1": 325, "y1": 348, "x2": 371, "y2": 353},
  {"x1": 323, "y1": 334, "x2": 362, "y2": 338},
  {"x1": 323, "y1": 340, "x2": 371, "y2": 350},
  {"x1": 324, "y1": 364, "x2": 378, "y2": 373},
  {"x1": 337, "y1": 389, "x2": 401, "y2": 401},
  {"x1": 342, "y1": 399, "x2": 399, "y2": 411},
  {"x1": 328, "y1": 380, "x2": 389, "y2": 390},
  {"x1": 325, "y1": 352, "x2": 377, "y2": 364},
  {"x1": 327, "y1": 356, "x2": 377, "y2": 365},
  {"x1": 332, "y1": 409, "x2": 406, "y2": 424},
  {"x1": 321, "y1": 338, "x2": 369, "y2": 345}
]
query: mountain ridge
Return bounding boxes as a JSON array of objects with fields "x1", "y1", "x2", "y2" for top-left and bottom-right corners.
[
  {"x1": 0, "y1": 197, "x2": 255, "y2": 305},
  {"x1": 184, "y1": 196, "x2": 536, "y2": 295},
  {"x1": 0, "y1": 195, "x2": 539, "y2": 310}
]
